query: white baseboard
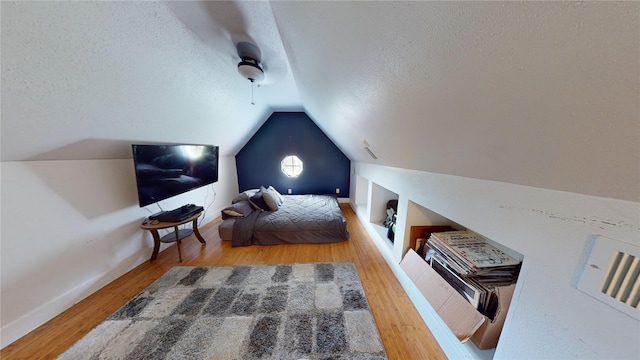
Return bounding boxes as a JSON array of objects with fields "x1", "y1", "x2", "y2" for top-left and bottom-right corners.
[{"x1": 0, "y1": 249, "x2": 150, "y2": 348}]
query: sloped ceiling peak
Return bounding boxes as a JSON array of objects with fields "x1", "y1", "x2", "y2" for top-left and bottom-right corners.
[
  {"x1": 271, "y1": 1, "x2": 639, "y2": 201},
  {"x1": 1, "y1": 1, "x2": 638, "y2": 202}
]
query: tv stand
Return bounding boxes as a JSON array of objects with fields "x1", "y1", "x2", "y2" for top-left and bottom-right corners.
[{"x1": 140, "y1": 210, "x2": 205, "y2": 262}]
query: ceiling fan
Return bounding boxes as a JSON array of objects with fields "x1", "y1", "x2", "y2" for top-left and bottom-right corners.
[
  {"x1": 164, "y1": 1, "x2": 287, "y2": 86},
  {"x1": 164, "y1": 1, "x2": 289, "y2": 105},
  {"x1": 236, "y1": 41, "x2": 265, "y2": 84}
]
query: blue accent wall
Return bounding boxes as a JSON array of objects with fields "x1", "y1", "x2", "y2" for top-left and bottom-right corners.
[{"x1": 236, "y1": 112, "x2": 351, "y2": 197}]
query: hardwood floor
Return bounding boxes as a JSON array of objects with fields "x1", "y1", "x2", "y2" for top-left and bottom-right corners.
[{"x1": 1, "y1": 204, "x2": 446, "y2": 360}]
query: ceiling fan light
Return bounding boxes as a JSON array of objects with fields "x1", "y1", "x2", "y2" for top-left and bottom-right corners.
[{"x1": 238, "y1": 58, "x2": 264, "y2": 83}]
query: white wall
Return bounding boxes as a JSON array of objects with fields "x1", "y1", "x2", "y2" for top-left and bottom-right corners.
[
  {"x1": 351, "y1": 162, "x2": 639, "y2": 360},
  {"x1": 0, "y1": 156, "x2": 238, "y2": 348}
]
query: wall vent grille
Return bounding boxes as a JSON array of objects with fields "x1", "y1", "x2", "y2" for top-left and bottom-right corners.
[
  {"x1": 364, "y1": 147, "x2": 378, "y2": 160},
  {"x1": 600, "y1": 252, "x2": 640, "y2": 308},
  {"x1": 577, "y1": 235, "x2": 640, "y2": 320}
]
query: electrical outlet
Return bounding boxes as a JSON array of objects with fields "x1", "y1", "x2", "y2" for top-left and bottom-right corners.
[
  {"x1": 335, "y1": 188, "x2": 340, "y2": 194},
  {"x1": 288, "y1": 189, "x2": 292, "y2": 194}
]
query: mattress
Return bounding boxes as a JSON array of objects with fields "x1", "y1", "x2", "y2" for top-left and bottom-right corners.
[
  {"x1": 218, "y1": 219, "x2": 235, "y2": 241},
  {"x1": 221, "y1": 194, "x2": 350, "y2": 246}
]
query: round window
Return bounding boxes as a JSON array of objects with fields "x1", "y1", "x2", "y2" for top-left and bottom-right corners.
[{"x1": 281, "y1": 155, "x2": 303, "y2": 177}]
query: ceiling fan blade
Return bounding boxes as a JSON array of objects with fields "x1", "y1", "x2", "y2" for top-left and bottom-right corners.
[{"x1": 236, "y1": 41, "x2": 262, "y2": 62}]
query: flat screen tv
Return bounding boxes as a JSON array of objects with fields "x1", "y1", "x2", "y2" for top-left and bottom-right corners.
[{"x1": 131, "y1": 144, "x2": 219, "y2": 207}]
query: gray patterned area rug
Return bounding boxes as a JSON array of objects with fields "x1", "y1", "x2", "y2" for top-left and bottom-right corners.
[{"x1": 58, "y1": 262, "x2": 387, "y2": 360}]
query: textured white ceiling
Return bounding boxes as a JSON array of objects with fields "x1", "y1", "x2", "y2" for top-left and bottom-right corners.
[
  {"x1": 1, "y1": 1, "x2": 638, "y2": 201},
  {"x1": 1, "y1": 1, "x2": 301, "y2": 161}
]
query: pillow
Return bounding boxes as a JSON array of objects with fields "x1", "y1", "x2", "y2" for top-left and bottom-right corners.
[
  {"x1": 221, "y1": 200, "x2": 254, "y2": 219},
  {"x1": 232, "y1": 189, "x2": 259, "y2": 204},
  {"x1": 261, "y1": 188, "x2": 280, "y2": 211},
  {"x1": 249, "y1": 192, "x2": 269, "y2": 211},
  {"x1": 268, "y1": 185, "x2": 285, "y2": 205}
]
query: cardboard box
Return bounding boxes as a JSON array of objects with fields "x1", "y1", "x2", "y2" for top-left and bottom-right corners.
[
  {"x1": 470, "y1": 283, "x2": 515, "y2": 349},
  {"x1": 400, "y1": 249, "x2": 515, "y2": 349}
]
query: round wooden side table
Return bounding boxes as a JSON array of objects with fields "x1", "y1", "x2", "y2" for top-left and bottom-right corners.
[{"x1": 140, "y1": 211, "x2": 206, "y2": 262}]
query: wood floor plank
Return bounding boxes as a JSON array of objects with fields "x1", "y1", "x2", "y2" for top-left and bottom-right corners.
[{"x1": 0, "y1": 204, "x2": 446, "y2": 360}]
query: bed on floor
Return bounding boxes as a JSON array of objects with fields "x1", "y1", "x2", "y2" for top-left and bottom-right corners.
[{"x1": 218, "y1": 187, "x2": 350, "y2": 246}]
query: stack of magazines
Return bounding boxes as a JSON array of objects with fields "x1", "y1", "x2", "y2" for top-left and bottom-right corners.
[{"x1": 425, "y1": 231, "x2": 522, "y2": 319}]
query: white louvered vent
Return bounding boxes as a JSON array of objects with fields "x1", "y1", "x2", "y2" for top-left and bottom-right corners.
[
  {"x1": 600, "y1": 252, "x2": 640, "y2": 308},
  {"x1": 578, "y1": 235, "x2": 640, "y2": 320}
]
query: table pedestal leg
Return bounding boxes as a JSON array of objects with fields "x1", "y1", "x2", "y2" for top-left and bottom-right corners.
[
  {"x1": 174, "y1": 226, "x2": 182, "y2": 262},
  {"x1": 192, "y1": 219, "x2": 206, "y2": 244},
  {"x1": 149, "y1": 230, "x2": 161, "y2": 262}
]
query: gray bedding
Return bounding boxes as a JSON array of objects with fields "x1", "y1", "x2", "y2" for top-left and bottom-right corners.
[{"x1": 231, "y1": 194, "x2": 350, "y2": 246}]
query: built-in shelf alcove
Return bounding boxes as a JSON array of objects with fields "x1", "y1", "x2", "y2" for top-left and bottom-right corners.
[
  {"x1": 350, "y1": 173, "x2": 525, "y2": 359},
  {"x1": 369, "y1": 182, "x2": 399, "y2": 249},
  {"x1": 354, "y1": 174, "x2": 369, "y2": 215},
  {"x1": 400, "y1": 200, "x2": 524, "y2": 359},
  {"x1": 401, "y1": 200, "x2": 463, "y2": 249}
]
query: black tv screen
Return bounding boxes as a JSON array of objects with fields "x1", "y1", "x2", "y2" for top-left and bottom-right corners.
[{"x1": 132, "y1": 144, "x2": 219, "y2": 207}]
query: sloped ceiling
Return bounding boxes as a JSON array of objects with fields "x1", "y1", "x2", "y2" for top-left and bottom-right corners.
[{"x1": 1, "y1": 1, "x2": 638, "y2": 201}]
